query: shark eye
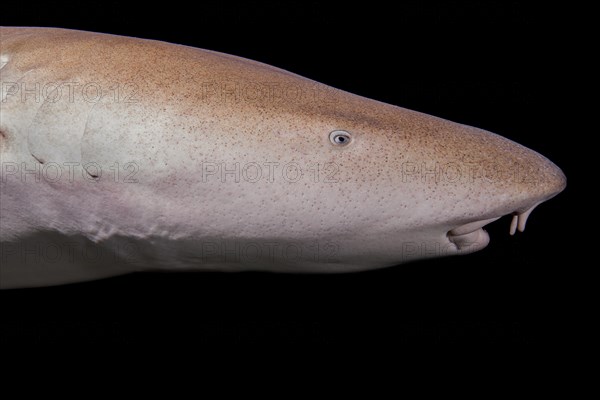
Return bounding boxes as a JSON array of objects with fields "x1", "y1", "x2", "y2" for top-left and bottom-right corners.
[{"x1": 330, "y1": 130, "x2": 352, "y2": 146}]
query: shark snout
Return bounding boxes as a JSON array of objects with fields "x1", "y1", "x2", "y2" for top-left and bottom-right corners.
[
  {"x1": 550, "y1": 163, "x2": 568, "y2": 196},
  {"x1": 458, "y1": 127, "x2": 567, "y2": 217},
  {"x1": 506, "y1": 155, "x2": 566, "y2": 234},
  {"x1": 446, "y1": 134, "x2": 566, "y2": 250},
  {"x1": 503, "y1": 147, "x2": 566, "y2": 213},
  {"x1": 527, "y1": 156, "x2": 566, "y2": 204}
]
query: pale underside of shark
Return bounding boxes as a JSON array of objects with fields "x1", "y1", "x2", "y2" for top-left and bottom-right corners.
[{"x1": 0, "y1": 27, "x2": 566, "y2": 289}]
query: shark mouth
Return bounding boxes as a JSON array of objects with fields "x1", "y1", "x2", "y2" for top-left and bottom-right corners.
[{"x1": 447, "y1": 203, "x2": 539, "y2": 251}]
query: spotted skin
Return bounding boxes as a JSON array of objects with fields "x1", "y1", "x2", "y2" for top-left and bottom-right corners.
[{"x1": 0, "y1": 28, "x2": 566, "y2": 288}]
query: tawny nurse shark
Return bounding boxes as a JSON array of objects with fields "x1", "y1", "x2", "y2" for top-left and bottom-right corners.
[{"x1": 0, "y1": 27, "x2": 565, "y2": 289}]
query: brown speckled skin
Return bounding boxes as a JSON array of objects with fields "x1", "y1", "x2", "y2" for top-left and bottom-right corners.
[{"x1": 0, "y1": 28, "x2": 566, "y2": 288}]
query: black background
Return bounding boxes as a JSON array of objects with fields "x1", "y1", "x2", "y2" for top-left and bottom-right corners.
[{"x1": 0, "y1": 1, "x2": 573, "y2": 344}]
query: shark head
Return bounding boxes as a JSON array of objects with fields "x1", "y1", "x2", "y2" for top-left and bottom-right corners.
[
  {"x1": 78, "y1": 42, "x2": 563, "y2": 274},
  {"x1": 299, "y1": 102, "x2": 566, "y2": 266},
  {"x1": 171, "y1": 84, "x2": 565, "y2": 272},
  {"x1": 0, "y1": 28, "x2": 566, "y2": 288}
]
